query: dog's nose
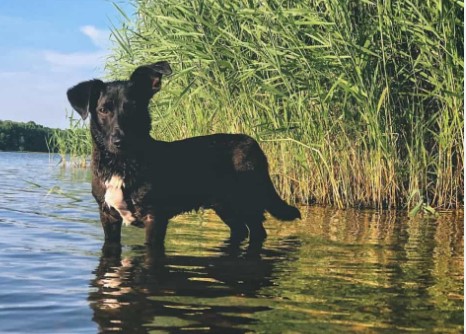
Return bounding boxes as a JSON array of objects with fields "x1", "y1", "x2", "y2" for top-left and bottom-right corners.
[
  {"x1": 112, "y1": 136, "x2": 122, "y2": 147},
  {"x1": 111, "y1": 129, "x2": 124, "y2": 147}
]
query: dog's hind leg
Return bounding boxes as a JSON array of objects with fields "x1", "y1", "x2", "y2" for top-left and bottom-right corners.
[
  {"x1": 214, "y1": 206, "x2": 249, "y2": 242},
  {"x1": 244, "y1": 212, "x2": 267, "y2": 244},
  {"x1": 144, "y1": 214, "x2": 168, "y2": 248}
]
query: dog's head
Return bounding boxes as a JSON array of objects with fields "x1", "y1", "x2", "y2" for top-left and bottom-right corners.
[{"x1": 67, "y1": 61, "x2": 172, "y2": 155}]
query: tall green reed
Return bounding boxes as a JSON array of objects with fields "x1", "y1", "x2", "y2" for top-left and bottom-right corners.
[
  {"x1": 48, "y1": 110, "x2": 92, "y2": 167},
  {"x1": 101, "y1": 0, "x2": 463, "y2": 209}
]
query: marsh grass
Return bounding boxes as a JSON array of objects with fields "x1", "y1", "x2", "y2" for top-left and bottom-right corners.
[
  {"x1": 48, "y1": 111, "x2": 91, "y2": 167},
  {"x1": 60, "y1": 0, "x2": 464, "y2": 209}
]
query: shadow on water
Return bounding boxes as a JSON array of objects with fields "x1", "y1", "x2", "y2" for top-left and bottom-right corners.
[
  {"x1": 88, "y1": 237, "x2": 300, "y2": 333},
  {"x1": 384, "y1": 215, "x2": 464, "y2": 330}
]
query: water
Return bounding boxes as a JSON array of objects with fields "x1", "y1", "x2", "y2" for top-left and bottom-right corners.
[{"x1": 0, "y1": 152, "x2": 463, "y2": 333}]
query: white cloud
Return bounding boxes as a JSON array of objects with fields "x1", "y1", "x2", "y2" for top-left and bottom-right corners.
[
  {"x1": 42, "y1": 25, "x2": 110, "y2": 72},
  {"x1": 43, "y1": 50, "x2": 107, "y2": 69},
  {"x1": 0, "y1": 25, "x2": 112, "y2": 128},
  {"x1": 80, "y1": 25, "x2": 110, "y2": 49},
  {"x1": 0, "y1": 69, "x2": 93, "y2": 129}
]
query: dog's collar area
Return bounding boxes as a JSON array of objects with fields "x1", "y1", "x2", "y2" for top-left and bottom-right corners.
[
  {"x1": 104, "y1": 175, "x2": 136, "y2": 226},
  {"x1": 105, "y1": 175, "x2": 125, "y2": 189}
]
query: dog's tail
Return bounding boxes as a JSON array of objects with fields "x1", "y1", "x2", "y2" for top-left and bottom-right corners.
[{"x1": 264, "y1": 174, "x2": 301, "y2": 221}]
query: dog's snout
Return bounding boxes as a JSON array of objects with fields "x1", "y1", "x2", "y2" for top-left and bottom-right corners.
[
  {"x1": 111, "y1": 129, "x2": 124, "y2": 147},
  {"x1": 112, "y1": 136, "x2": 122, "y2": 147}
]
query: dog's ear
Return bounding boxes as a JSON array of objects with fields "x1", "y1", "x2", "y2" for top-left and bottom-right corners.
[
  {"x1": 130, "y1": 61, "x2": 172, "y2": 97},
  {"x1": 67, "y1": 79, "x2": 104, "y2": 120}
]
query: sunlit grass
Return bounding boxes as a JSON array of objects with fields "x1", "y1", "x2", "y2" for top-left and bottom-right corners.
[
  {"x1": 48, "y1": 110, "x2": 91, "y2": 167},
  {"x1": 58, "y1": 0, "x2": 464, "y2": 210}
]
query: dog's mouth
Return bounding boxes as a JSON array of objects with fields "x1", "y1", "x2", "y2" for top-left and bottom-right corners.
[
  {"x1": 107, "y1": 142, "x2": 127, "y2": 155},
  {"x1": 106, "y1": 135, "x2": 143, "y2": 155}
]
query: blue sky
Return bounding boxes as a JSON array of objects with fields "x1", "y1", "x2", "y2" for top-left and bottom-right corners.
[{"x1": 0, "y1": 0, "x2": 133, "y2": 128}]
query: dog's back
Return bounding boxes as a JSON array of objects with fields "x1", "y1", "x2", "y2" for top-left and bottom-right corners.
[{"x1": 145, "y1": 133, "x2": 300, "y2": 223}]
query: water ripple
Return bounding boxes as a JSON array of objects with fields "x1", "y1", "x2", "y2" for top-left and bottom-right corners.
[{"x1": 0, "y1": 152, "x2": 463, "y2": 333}]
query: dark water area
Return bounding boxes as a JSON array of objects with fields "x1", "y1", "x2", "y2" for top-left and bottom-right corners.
[{"x1": 0, "y1": 152, "x2": 463, "y2": 333}]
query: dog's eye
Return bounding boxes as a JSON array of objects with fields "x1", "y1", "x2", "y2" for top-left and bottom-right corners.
[{"x1": 98, "y1": 107, "x2": 109, "y2": 115}]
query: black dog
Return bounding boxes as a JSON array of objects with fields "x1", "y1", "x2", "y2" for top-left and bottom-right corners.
[{"x1": 67, "y1": 61, "x2": 300, "y2": 247}]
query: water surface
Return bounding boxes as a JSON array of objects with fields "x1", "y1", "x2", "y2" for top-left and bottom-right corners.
[{"x1": 0, "y1": 152, "x2": 463, "y2": 333}]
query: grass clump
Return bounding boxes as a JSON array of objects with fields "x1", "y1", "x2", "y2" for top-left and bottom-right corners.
[
  {"x1": 48, "y1": 111, "x2": 92, "y2": 167},
  {"x1": 103, "y1": 0, "x2": 465, "y2": 209}
]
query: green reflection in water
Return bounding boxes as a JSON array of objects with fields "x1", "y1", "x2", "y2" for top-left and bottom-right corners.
[{"x1": 89, "y1": 208, "x2": 463, "y2": 333}]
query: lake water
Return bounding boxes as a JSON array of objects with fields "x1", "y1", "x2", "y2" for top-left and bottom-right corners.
[{"x1": 0, "y1": 152, "x2": 463, "y2": 333}]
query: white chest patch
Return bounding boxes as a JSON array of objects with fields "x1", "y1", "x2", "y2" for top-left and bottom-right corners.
[{"x1": 104, "y1": 175, "x2": 136, "y2": 226}]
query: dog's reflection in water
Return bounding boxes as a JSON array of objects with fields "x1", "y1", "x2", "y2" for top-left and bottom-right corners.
[{"x1": 88, "y1": 238, "x2": 300, "y2": 333}]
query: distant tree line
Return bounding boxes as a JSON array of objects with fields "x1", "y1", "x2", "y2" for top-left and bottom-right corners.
[{"x1": 0, "y1": 120, "x2": 61, "y2": 152}]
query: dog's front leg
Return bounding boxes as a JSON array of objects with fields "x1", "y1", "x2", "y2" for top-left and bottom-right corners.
[
  {"x1": 99, "y1": 207, "x2": 122, "y2": 243},
  {"x1": 143, "y1": 213, "x2": 168, "y2": 247}
]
